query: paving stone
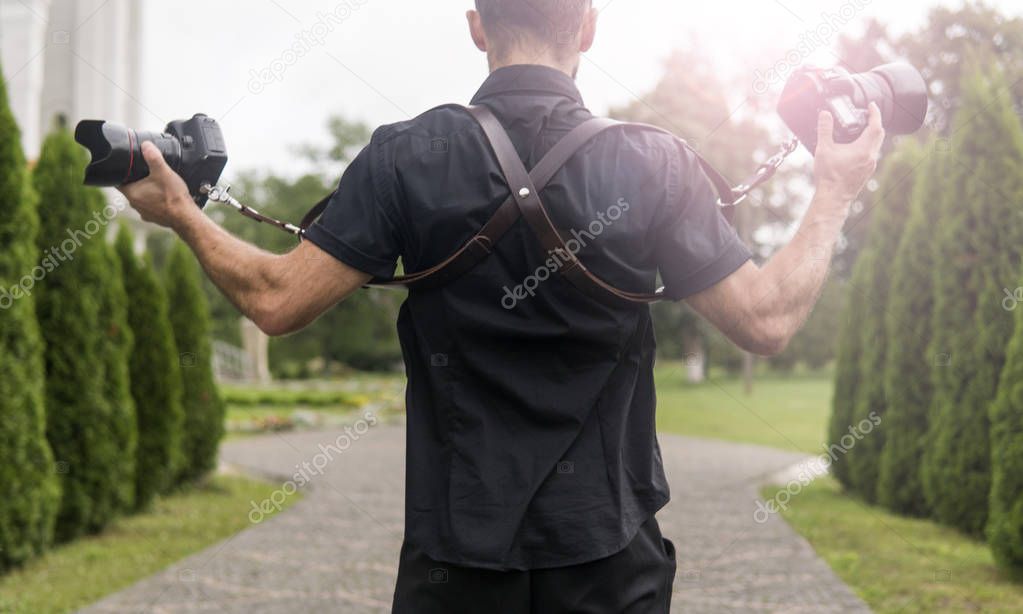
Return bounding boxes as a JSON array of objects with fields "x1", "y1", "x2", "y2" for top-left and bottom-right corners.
[{"x1": 79, "y1": 423, "x2": 871, "y2": 613}]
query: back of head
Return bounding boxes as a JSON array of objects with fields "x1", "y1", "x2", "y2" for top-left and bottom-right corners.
[{"x1": 474, "y1": 0, "x2": 593, "y2": 63}]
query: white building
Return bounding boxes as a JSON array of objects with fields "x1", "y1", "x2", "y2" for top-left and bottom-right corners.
[
  {"x1": 1, "y1": 0, "x2": 143, "y2": 159},
  {"x1": 1, "y1": 1, "x2": 271, "y2": 382}
]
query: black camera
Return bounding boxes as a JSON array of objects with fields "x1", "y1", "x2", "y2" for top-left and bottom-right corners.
[
  {"x1": 778, "y1": 62, "x2": 929, "y2": 153},
  {"x1": 74, "y1": 114, "x2": 228, "y2": 207}
]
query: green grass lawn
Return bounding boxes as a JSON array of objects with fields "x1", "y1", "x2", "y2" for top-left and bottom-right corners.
[
  {"x1": 657, "y1": 365, "x2": 1023, "y2": 610},
  {"x1": 0, "y1": 475, "x2": 299, "y2": 614},
  {"x1": 765, "y1": 477, "x2": 1023, "y2": 613},
  {"x1": 655, "y1": 363, "x2": 832, "y2": 453}
]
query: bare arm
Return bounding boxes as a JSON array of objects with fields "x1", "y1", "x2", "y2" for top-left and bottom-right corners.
[
  {"x1": 687, "y1": 104, "x2": 886, "y2": 356},
  {"x1": 118, "y1": 143, "x2": 371, "y2": 336}
]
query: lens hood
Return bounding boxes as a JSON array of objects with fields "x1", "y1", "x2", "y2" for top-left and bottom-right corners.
[{"x1": 75, "y1": 121, "x2": 135, "y2": 186}]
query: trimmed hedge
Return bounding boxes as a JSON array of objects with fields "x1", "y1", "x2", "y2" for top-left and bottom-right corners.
[
  {"x1": 220, "y1": 387, "x2": 363, "y2": 408},
  {"x1": 0, "y1": 62, "x2": 60, "y2": 570},
  {"x1": 164, "y1": 242, "x2": 225, "y2": 483},
  {"x1": 116, "y1": 227, "x2": 185, "y2": 507}
]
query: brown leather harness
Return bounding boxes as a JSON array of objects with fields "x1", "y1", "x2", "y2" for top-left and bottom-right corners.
[{"x1": 297, "y1": 105, "x2": 747, "y2": 307}]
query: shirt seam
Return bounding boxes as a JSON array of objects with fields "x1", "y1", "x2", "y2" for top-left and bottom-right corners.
[{"x1": 304, "y1": 222, "x2": 396, "y2": 276}]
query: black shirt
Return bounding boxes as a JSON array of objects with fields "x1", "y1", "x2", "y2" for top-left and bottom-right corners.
[{"x1": 305, "y1": 65, "x2": 751, "y2": 571}]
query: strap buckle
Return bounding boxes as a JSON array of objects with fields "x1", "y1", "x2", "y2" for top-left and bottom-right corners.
[{"x1": 716, "y1": 136, "x2": 800, "y2": 208}]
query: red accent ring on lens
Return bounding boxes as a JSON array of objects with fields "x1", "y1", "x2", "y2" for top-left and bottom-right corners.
[{"x1": 124, "y1": 130, "x2": 136, "y2": 184}]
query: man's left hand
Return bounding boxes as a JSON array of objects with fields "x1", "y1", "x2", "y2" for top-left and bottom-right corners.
[{"x1": 117, "y1": 141, "x2": 196, "y2": 230}]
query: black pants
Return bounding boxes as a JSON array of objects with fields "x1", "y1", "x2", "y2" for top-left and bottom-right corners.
[{"x1": 392, "y1": 517, "x2": 676, "y2": 613}]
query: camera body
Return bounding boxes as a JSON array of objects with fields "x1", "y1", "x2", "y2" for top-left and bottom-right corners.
[
  {"x1": 778, "y1": 62, "x2": 929, "y2": 153},
  {"x1": 75, "y1": 114, "x2": 228, "y2": 208}
]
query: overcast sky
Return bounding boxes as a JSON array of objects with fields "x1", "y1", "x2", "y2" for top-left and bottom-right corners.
[{"x1": 139, "y1": 0, "x2": 1019, "y2": 178}]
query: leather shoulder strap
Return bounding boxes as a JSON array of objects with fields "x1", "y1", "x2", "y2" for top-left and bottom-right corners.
[
  {"x1": 367, "y1": 105, "x2": 623, "y2": 295},
  {"x1": 467, "y1": 105, "x2": 666, "y2": 306},
  {"x1": 298, "y1": 104, "x2": 735, "y2": 306}
]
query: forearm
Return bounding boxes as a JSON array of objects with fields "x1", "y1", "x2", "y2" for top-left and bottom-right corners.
[
  {"x1": 747, "y1": 187, "x2": 851, "y2": 350},
  {"x1": 172, "y1": 202, "x2": 287, "y2": 328},
  {"x1": 118, "y1": 142, "x2": 372, "y2": 336}
]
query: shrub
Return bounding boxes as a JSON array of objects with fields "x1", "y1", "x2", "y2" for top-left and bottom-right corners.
[
  {"x1": 165, "y1": 242, "x2": 225, "y2": 483},
  {"x1": 116, "y1": 227, "x2": 185, "y2": 507},
  {"x1": 0, "y1": 62, "x2": 60, "y2": 570}
]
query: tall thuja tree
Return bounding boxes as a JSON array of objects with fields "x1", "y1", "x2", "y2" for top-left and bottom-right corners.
[
  {"x1": 0, "y1": 63, "x2": 60, "y2": 569},
  {"x1": 829, "y1": 174, "x2": 888, "y2": 489},
  {"x1": 828, "y1": 267, "x2": 870, "y2": 490},
  {"x1": 87, "y1": 191, "x2": 137, "y2": 512},
  {"x1": 923, "y1": 66, "x2": 1023, "y2": 536},
  {"x1": 116, "y1": 227, "x2": 185, "y2": 506},
  {"x1": 33, "y1": 129, "x2": 125, "y2": 540},
  {"x1": 877, "y1": 146, "x2": 945, "y2": 517},
  {"x1": 990, "y1": 272, "x2": 1023, "y2": 571},
  {"x1": 845, "y1": 142, "x2": 922, "y2": 503},
  {"x1": 165, "y1": 241, "x2": 225, "y2": 483},
  {"x1": 983, "y1": 73, "x2": 1023, "y2": 566}
]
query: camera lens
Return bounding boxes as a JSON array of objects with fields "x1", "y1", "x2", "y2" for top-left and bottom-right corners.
[
  {"x1": 74, "y1": 121, "x2": 182, "y2": 187},
  {"x1": 863, "y1": 63, "x2": 929, "y2": 135},
  {"x1": 777, "y1": 62, "x2": 928, "y2": 153}
]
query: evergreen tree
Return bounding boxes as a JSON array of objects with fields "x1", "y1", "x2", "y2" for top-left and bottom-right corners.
[
  {"x1": 828, "y1": 267, "x2": 870, "y2": 490},
  {"x1": 845, "y1": 142, "x2": 922, "y2": 503},
  {"x1": 165, "y1": 241, "x2": 225, "y2": 483},
  {"x1": 88, "y1": 190, "x2": 137, "y2": 512},
  {"x1": 0, "y1": 63, "x2": 60, "y2": 570},
  {"x1": 923, "y1": 67, "x2": 1023, "y2": 536},
  {"x1": 32, "y1": 129, "x2": 124, "y2": 540},
  {"x1": 989, "y1": 272, "x2": 1023, "y2": 571},
  {"x1": 876, "y1": 146, "x2": 945, "y2": 516},
  {"x1": 829, "y1": 175, "x2": 891, "y2": 491},
  {"x1": 116, "y1": 227, "x2": 185, "y2": 506}
]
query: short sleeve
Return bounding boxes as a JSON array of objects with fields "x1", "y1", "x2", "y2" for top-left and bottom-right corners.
[
  {"x1": 654, "y1": 142, "x2": 753, "y2": 301},
  {"x1": 303, "y1": 138, "x2": 401, "y2": 279}
]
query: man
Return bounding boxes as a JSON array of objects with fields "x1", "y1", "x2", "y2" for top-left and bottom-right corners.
[{"x1": 120, "y1": 1, "x2": 884, "y2": 611}]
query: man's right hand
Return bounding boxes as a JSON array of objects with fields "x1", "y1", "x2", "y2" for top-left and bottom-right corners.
[{"x1": 813, "y1": 102, "x2": 886, "y2": 206}]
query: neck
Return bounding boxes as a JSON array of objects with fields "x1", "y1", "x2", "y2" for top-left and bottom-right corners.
[{"x1": 488, "y1": 49, "x2": 579, "y2": 79}]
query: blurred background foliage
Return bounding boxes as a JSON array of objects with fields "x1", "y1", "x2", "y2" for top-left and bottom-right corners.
[{"x1": 130, "y1": 2, "x2": 1023, "y2": 384}]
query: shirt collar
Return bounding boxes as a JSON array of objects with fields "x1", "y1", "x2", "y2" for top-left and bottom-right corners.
[{"x1": 470, "y1": 64, "x2": 585, "y2": 106}]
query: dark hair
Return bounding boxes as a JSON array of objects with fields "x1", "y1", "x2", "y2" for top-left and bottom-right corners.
[{"x1": 474, "y1": 0, "x2": 592, "y2": 57}]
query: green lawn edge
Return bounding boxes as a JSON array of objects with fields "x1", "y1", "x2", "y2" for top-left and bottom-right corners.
[
  {"x1": 0, "y1": 474, "x2": 299, "y2": 614},
  {"x1": 763, "y1": 477, "x2": 1023, "y2": 613}
]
